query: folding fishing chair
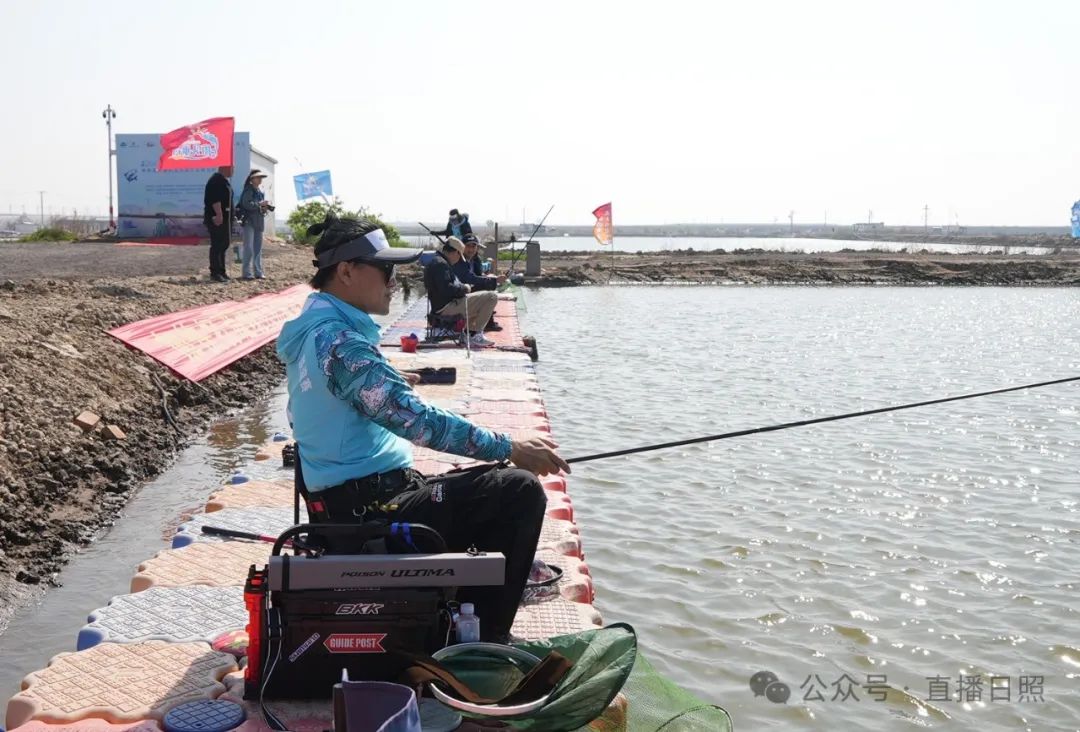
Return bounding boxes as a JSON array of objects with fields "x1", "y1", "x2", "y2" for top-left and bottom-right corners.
[{"x1": 425, "y1": 300, "x2": 465, "y2": 343}]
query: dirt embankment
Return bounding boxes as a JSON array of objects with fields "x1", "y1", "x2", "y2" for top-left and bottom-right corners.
[
  {"x1": 0, "y1": 240, "x2": 318, "y2": 629},
  {"x1": 528, "y1": 250, "x2": 1080, "y2": 286}
]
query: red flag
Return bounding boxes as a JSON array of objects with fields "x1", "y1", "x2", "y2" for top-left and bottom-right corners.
[
  {"x1": 158, "y1": 117, "x2": 235, "y2": 170},
  {"x1": 592, "y1": 202, "x2": 613, "y2": 246}
]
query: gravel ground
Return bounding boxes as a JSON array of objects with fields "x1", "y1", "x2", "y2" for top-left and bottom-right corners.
[{"x1": 0, "y1": 239, "x2": 320, "y2": 630}]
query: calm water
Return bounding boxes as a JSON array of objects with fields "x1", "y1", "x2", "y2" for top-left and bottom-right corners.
[
  {"x1": 521, "y1": 286, "x2": 1080, "y2": 731},
  {"x1": 407, "y1": 235, "x2": 1049, "y2": 255}
]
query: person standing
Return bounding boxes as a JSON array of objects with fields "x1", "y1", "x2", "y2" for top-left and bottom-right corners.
[
  {"x1": 433, "y1": 208, "x2": 473, "y2": 239},
  {"x1": 203, "y1": 165, "x2": 234, "y2": 282},
  {"x1": 238, "y1": 169, "x2": 272, "y2": 280}
]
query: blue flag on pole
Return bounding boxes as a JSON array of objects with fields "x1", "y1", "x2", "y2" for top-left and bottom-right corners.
[
  {"x1": 293, "y1": 170, "x2": 333, "y2": 200},
  {"x1": 1072, "y1": 200, "x2": 1080, "y2": 238}
]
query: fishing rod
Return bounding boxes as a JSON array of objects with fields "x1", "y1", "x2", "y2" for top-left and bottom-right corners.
[
  {"x1": 507, "y1": 204, "x2": 554, "y2": 276},
  {"x1": 565, "y1": 373, "x2": 1080, "y2": 465},
  {"x1": 418, "y1": 222, "x2": 447, "y2": 246},
  {"x1": 202, "y1": 525, "x2": 315, "y2": 552},
  {"x1": 392, "y1": 336, "x2": 538, "y2": 361},
  {"x1": 202, "y1": 525, "x2": 291, "y2": 544},
  {"x1": 464, "y1": 279, "x2": 471, "y2": 359}
]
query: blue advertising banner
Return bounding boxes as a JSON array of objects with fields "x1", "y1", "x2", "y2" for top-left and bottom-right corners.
[
  {"x1": 116, "y1": 132, "x2": 250, "y2": 238},
  {"x1": 294, "y1": 170, "x2": 333, "y2": 200},
  {"x1": 1072, "y1": 200, "x2": 1080, "y2": 239}
]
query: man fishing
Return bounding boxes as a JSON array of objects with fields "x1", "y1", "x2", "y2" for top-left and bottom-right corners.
[
  {"x1": 424, "y1": 236, "x2": 500, "y2": 346},
  {"x1": 277, "y1": 214, "x2": 569, "y2": 642},
  {"x1": 432, "y1": 208, "x2": 473, "y2": 239},
  {"x1": 452, "y1": 233, "x2": 505, "y2": 332}
]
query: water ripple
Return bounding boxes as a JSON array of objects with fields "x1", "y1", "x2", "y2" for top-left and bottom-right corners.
[{"x1": 525, "y1": 286, "x2": 1080, "y2": 730}]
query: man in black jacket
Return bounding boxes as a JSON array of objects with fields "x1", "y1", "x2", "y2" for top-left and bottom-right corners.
[
  {"x1": 203, "y1": 165, "x2": 234, "y2": 282},
  {"x1": 454, "y1": 234, "x2": 504, "y2": 332},
  {"x1": 423, "y1": 237, "x2": 498, "y2": 347}
]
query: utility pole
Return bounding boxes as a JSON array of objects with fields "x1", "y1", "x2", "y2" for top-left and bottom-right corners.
[
  {"x1": 788, "y1": 210, "x2": 795, "y2": 234},
  {"x1": 102, "y1": 105, "x2": 117, "y2": 230},
  {"x1": 923, "y1": 204, "x2": 929, "y2": 234},
  {"x1": 38, "y1": 191, "x2": 46, "y2": 227}
]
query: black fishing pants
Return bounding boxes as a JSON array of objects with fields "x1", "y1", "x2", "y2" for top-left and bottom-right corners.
[{"x1": 302, "y1": 464, "x2": 546, "y2": 642}]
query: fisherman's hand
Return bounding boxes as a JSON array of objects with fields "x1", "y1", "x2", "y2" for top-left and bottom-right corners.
[
  {"x1": 496, "y1": 275, "x2": 507, "y2": 284},
  {"x1": 212, "y1": 214, "x2": 224, "y2": 226},
  {"x1": 402, "y1": 371, "x2": 422, "y2": 386},
  {"x1": 509, "y1": 436, "x2": 570, "y2": 477},
  {"x1": 464, "y1": 284, "x2": 473, "y2": 293}
]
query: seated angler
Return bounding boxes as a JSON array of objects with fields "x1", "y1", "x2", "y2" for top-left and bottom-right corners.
[
  {"x1": 276, "y1": 215, "x2": 569, "y2": 643},
  {"x1": 423, "y1": 236, "x2": 499, "y2": 347},
  {"x1": 452, "y1": 233, "x2": 506, "y2": 332}
]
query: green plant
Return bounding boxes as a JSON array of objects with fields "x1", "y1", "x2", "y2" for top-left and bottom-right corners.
[
  {"x1": 287, "y1": 198, "x2": 406, "y2": 247},
  {"x1": 19, "y1": 227, "x2": 77, "y2": 242},
  {"x1": 287, "y1": 198, "x2": 346, "y2": 243}
]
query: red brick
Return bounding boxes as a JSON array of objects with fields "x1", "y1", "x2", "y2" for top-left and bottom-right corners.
[
  {"x1": 73, "y1": 411, "x2": 100, "y2": 432},
  {"x1": 102, "y1": 424, "x2": 126, "y2": 441}
]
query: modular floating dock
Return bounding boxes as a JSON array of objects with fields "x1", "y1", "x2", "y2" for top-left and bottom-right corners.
[{"x1": 3, "y1": 295, "x2": 639, "y2": 732}]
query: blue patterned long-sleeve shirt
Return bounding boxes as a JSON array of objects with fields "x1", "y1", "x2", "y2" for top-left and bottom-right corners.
[{"x1": 278, "y1": 292, "x2": 512, "y2": 490}]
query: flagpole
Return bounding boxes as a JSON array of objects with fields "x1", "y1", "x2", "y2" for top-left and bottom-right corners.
[
  {"x1": 592, "y1": 203, "x2": 614, "y2": 285},
  {"x1": 610, "y1": 237, "x2": 614, "y2": 285}
]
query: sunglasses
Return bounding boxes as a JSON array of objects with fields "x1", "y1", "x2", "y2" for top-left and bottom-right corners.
[{"x1": 351, "y1": 259, "x2": 396, "y2": 284}]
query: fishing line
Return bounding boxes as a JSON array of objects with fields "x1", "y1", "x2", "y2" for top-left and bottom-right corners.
[
  {"x1": 507, "y1": 204, "x2": 554, "y2": 275},
  {"x1": 565, "y1": 374, "x2": 1080, "y2": 464}
]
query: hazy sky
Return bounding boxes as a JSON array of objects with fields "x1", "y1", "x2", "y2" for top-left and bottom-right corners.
[{"x1": 1, "y1": 0, "x2": 1077, "y2": 226}]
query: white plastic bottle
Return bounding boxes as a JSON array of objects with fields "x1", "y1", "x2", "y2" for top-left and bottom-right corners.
[{"x1": 456, "y1": 603, "x2": 480, "y2": 643}]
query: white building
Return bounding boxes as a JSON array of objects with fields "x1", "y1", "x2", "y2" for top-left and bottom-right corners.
[{"x1": 115, "y1": 132, "x2": 277, "y2": 239}]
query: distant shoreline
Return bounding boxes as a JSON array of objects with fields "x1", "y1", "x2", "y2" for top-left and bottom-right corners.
[
  {"x1": 519, "y1": 249, "x2": 1080, "y2": 287},
  {"x1": 398, "y1": 223, "x2": 1076, "y2": 249}
]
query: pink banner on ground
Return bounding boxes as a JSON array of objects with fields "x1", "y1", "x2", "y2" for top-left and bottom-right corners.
[{"x1": 108, "y1": 284, "x2": 311, "y2": 381}]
